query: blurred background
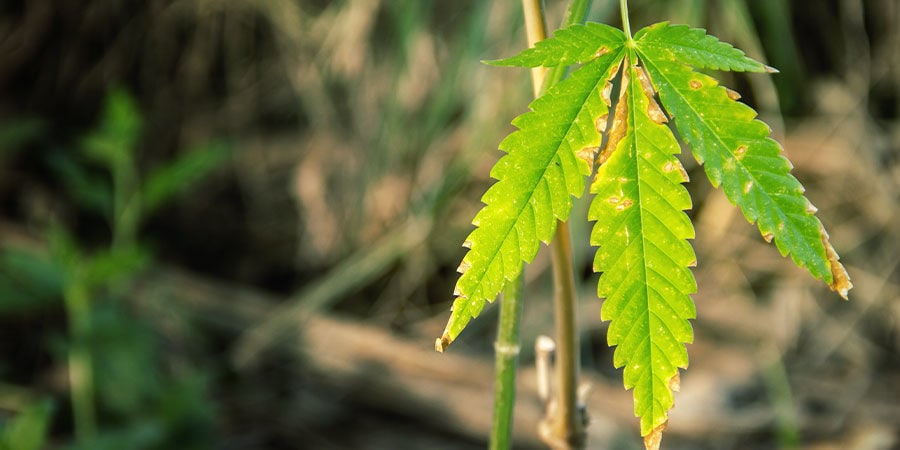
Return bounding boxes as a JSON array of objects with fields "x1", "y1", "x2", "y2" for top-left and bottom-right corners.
[{"x1": 0, "y1": 0, "x2": 898, "y2": 449}]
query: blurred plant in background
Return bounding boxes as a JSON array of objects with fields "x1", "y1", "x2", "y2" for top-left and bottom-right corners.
[{"x1": 1, "y1": 89, "x2": 227, "y2": 449}]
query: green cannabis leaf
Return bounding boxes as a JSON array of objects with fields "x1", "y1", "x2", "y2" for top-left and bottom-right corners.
[
  {"x1": 439, "y1": 19, "x2": 852, "y2": 445},
  {"x1": 435, "y1": 38, "x2": 627, "y2": 352},
  {"x1": 634, "y1": 24, "x2": 848, "y2": 291},
  {"x1": 590, "y1": 60, "x2": 696, "y2": 437}
]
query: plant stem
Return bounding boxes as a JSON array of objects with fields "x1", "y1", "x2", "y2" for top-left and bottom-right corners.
[
  {"x1": 490, "y1": 274, "x2": 525, "y2": 450},
  {"x1": 64, "y1": 281, "x2": 96, "y2": 443},
  {"x1": 542, "y1": 1, "x2": 593, "y2": 448},
  {"x1": 521, "y1": 0, "x2": 548, "y2": 97},
  {"x1": 112, "y1": 155, "x2": 139, "y2": 250},
  {"x1": 548, "y1": 221, "x2": 585, "y2": 449},
  {"x1": 620, "y1": 0, "x2": 632, "y2": 39}
]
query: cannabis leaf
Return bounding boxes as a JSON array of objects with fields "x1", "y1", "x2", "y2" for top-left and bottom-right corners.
[
  {"x1": 634, "y1": 28, "x2": 850, "y2": 292},
  {"x1": 439, "y1": 19, "x2": 852, "y2": 447},
  {"x1": 435, "y1": 39, "x2": 627, "y2": 352},
  {"x1": 487, "y1": 22, "x2": 626, "y2": 67},
  {"x1": 589, "y1": 60, "x2": 696, "y2": 437}
]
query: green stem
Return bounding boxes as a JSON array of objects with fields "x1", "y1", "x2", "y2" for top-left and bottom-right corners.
[
  {"x1": 490, "y1": 275, "x2": 525, "y2": 450},
  {"x1": 112, "y1": 156, "x2": 139, "y2": 250},
  {"x1": 543, "y1": 1, "x2": 593, "y2": 448},
  {"x1": 620, "y1": 0, "x2": 632, "y2": 40},
  {"x1": 64, "y1": 281, "x2": 96, "y2": 443},
  {"x1": 521, "y1": 0, "x2": 549, "y2": 97},
  {"x1": 762, "y1": 351, "x2": 800, "y2": 449},
  {"x1": 548, "y1": 222, "x2": 585, "y2": 448}
]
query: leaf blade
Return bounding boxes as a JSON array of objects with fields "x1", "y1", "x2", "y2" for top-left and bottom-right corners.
[
  {"x1": 635, "y1": 22, "x2": 771, "y2": 73},
  {"x1": 589, "y1": 62, "x2": 697, "y2": 437},
  {"x1": 487, "y1": 22, "x2": 625, "y2": 68},
  {"x1": 438, "y1": 49, "x2": 627, "y2": 349},
  {"x1": 638, "y1": 45, "x2": 851, "y2": 296}
]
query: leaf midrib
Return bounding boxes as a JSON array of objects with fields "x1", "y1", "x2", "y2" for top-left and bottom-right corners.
[{"x1": 626, "y1": 66, "x2": 662, "y2": 428}]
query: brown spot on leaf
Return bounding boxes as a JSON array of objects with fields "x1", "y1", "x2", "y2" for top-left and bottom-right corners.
[
  {"x1": 663, "y1": 160, "x2": 689, "y2": 181},
  {"x1": 821, "y1": 226, "x2": 852, "y2": 299},
  {"x1": 762, "y1": 232, "x2": 774, "y2": 243},
  {"x1": 678, "y1": 164, "x2": 689, "y2": 181},
  {"x1": 689, "y1": 80, "x2": 702, "y2": 90},
  {"x1": 596, "y1": 115, "x2": 609, "y2": 134},
  {"x1": 724, "y1": 87, "x2": 741, "y2": 101},
  {"x1": 669, "y1": 372, "x2": 681, "y2": 392},
  {"x1": 643, "y1": 372, "x2": 680, "y2": 449},
  {"x1": 735, "y1": 145, "x2": 748, "y2": 160},
  {"x1": 615, "y1": 198, "x2": 634, "y2": 211},
  {"x1": 646, "y1": 101, "x2": 667, "y2": 124},
  {"x1": 806, "y1": 200, "x2": 819, "y2": 214},
  {"x1": 742, "y1": 181, "x2": 754, "y2": 194},
  {"x1": 594, "y1": 46, "x2": 611, "y2": 58},
  {"x1": 601, "y1": 80, "x2": 614, "y2": 105},
  {"x1": 637, "y1": 65, "x2": 668, "y2": 123},
  {"x1": 456, "y1": 260, "x2": 471, "y2": 274},
  {"x1": 637, "y1": 65, "x2": 656, "y2": 94},
  {"x1": 597, "y1": 62, "x2": 628, "y2": 166},
  {"x1": 577, "y1": 147, "x2": 598, "y2": 167},
  {"x1": 435, "y1": 335, "x2": 451, "y2": 352},
  {"x1": 643, "y1": 421, "x2": 667, "y2": 450}
]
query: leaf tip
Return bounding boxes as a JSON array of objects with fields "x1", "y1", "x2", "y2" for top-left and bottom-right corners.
[
  {"x1": 643, "y1": 421, "x2": 667, "y2": 450},
  {"x1": 764, "y1": 64, "x2": 780, "y2": 74},
  {"x1": 642, "y1": 373, "x2": 679, "y2": 449},
  {"x1": 481, "y1": 58, "x2": 508, "y2": 67},
  {"x1": 669, "y1": 372, "x2": 681, "y2": 393},
  {"x1": 724, "y1": 87, "x2": 742, "y2": 101},
  {"x1": 821, "y1": 231, "x2": 852, "y2": 299},
  {"x1": 435, "y1": 335, "x2": 451, "y2": 352}
]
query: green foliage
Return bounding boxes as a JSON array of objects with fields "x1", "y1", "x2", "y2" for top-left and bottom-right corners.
[
  {"x1": 634, "y1": 22, "x2": 769, "y2": 72},
  {"x1": 0, "y1": 249, "x2": 64, "y2": 313},
  {"x1": 590, "y1": 62, "x2": 697, "y2": 436},
  {"x1": 437, "y1": 48, "x2": 625, "y2": 348},
  {"x1": 0, "y1": 400, "x2": 53, "y2": 450},
  {"x1": 635, "y1": 43, "x2": 833, "y2": 284},
  {"x1": 440, "y1": 19, "x2": 851, "y2": 443},
  {"x1": 142, "y1": 141, "x2": 231, "y2": 215},
  {"x1": 81, "y1": 88, "x2": 141, "y2": 169},
  {"x1": 487, "y1": 22, "x2": 625, "y2": 67},
  {"x1": 0, "y1": 87, "x2": 226, "y2": 448}
]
